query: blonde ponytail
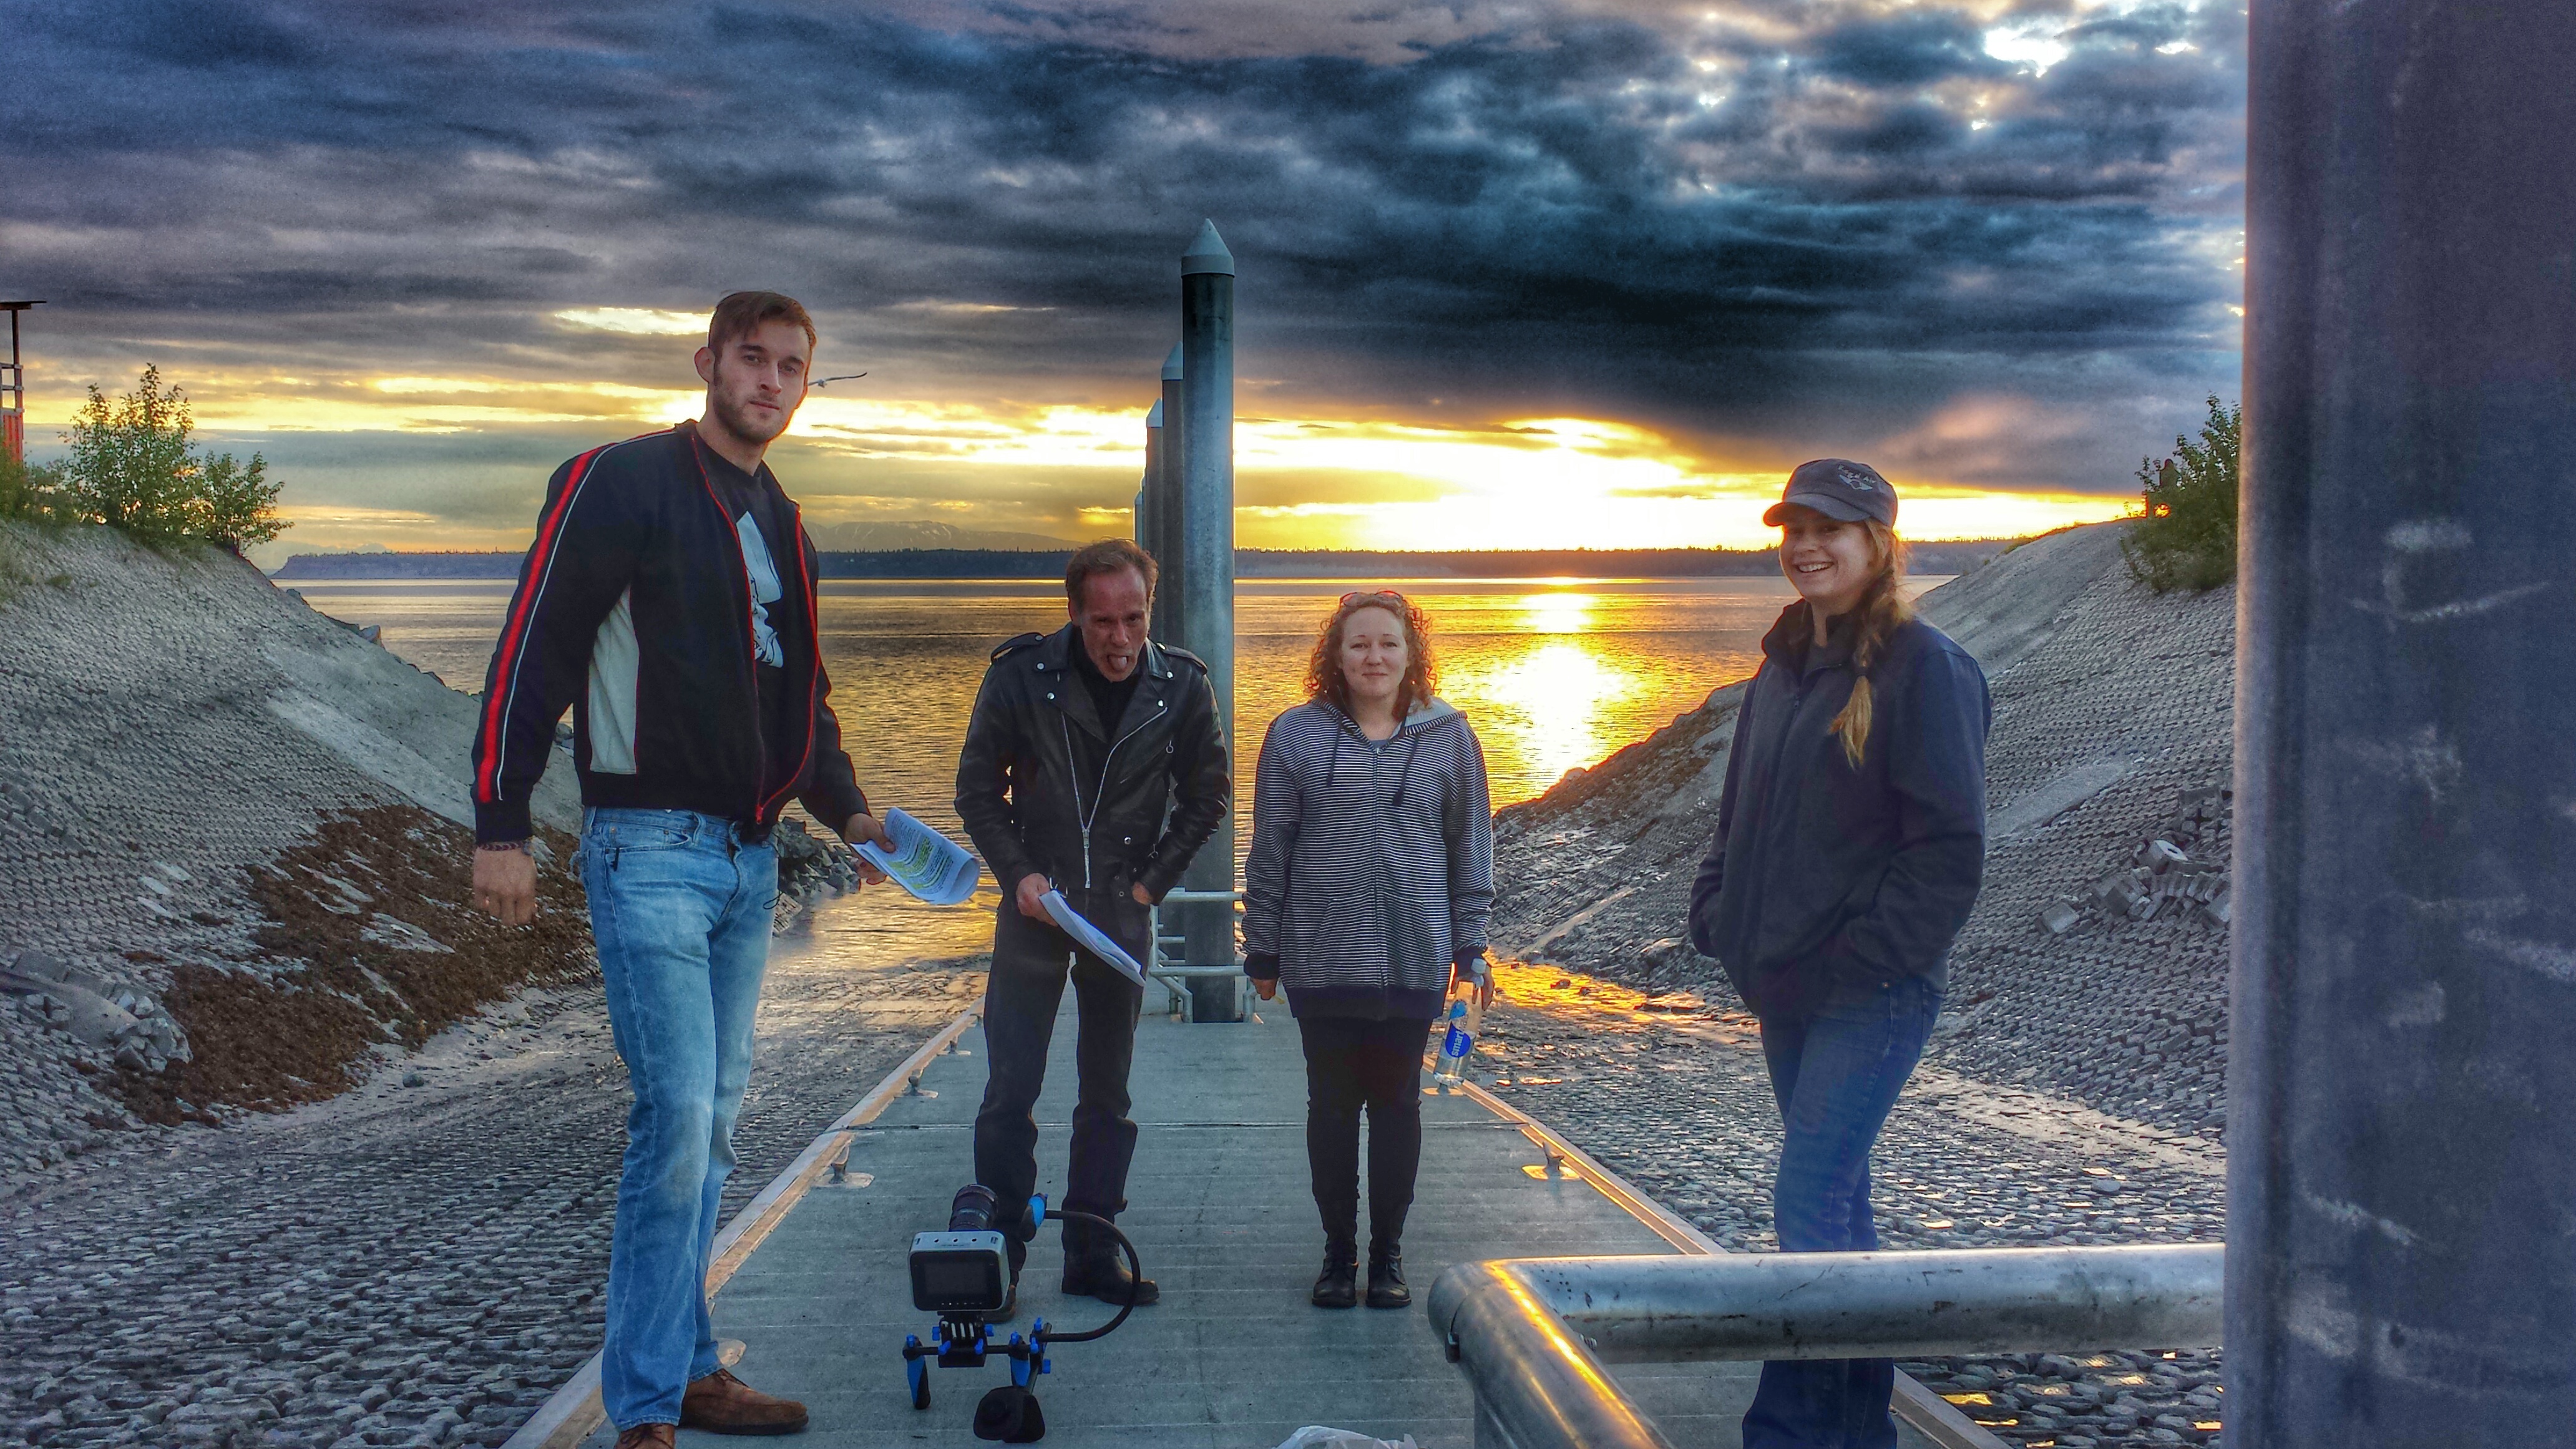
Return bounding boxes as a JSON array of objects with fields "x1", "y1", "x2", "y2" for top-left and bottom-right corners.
[{"x1": 1828, "y1": 524, "x2": 1912, "y2": 769}]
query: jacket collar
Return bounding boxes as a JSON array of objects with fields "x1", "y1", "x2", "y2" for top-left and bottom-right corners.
[
  {"x1": 1325, "y1": 695, "x2": 1459, "y2": 739},
  {"x1": 1760, "y1": 602, "x2": 1859, "y2": 678},
  {"x1": 1031, "y1": 623, "x2": 1171, "y2": 739}
]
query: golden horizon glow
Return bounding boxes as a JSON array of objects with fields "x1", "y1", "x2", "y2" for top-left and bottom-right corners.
[{"x1": 31, "y1": 363, "x2": 2135, "y2": 556}]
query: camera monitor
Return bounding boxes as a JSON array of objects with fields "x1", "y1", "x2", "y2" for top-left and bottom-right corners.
[{"x1": 909, "y1": 1229, "x2": 1011, "y2": 1315}]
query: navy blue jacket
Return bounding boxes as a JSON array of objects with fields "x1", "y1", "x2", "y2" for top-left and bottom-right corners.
[{"x1": 1689, "y1": 604, "x2": 1990, "y2": 1018}]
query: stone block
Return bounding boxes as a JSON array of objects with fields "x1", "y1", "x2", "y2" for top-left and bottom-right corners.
[
  {"x1": 2041, "y1": 901, "x2": 2081, "y2": 935},
  {"x1": 2135, "y1": 839, "x2": 2188, "y2": 873}
]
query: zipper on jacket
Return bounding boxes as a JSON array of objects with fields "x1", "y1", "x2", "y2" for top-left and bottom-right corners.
[{"x1": 1061, "y1": 695, "x2": 1166, "y2": 890}]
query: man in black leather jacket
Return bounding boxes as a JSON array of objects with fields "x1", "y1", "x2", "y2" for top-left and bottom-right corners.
[{"x1": 954, "y1": 539, "x2": 1231, "y2": 1307}]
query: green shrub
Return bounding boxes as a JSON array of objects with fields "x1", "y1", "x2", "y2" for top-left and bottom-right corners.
[
  {"x1": 2122, "y1": 394, "x2": 2240, "y2": 593},
  {"x1": 0, "y1": 451, "x2": 66, "y2": 522},
  {"x1": 53, "y1": 365, "x2": 286, "y2": 551},
  {"x1": 192, "y1": 449, "x2": 287, "y2": 550}
]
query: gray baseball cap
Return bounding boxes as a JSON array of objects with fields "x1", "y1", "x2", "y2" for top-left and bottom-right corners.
[{"x1": 1764, "y1": 458, "x2": 1898, "y2": 527}]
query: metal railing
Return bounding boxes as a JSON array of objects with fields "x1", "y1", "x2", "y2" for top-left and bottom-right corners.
[
  {"x1": 1427, "y1": 1244, "x2": 2224, "y2": 1449},
  {"x1": 1144, "y1": 887, "x2": 1242, "y2": 1014}
]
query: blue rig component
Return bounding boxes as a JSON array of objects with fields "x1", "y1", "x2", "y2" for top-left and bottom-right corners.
[{"x1": 902, "y1": 1193, "x2": 1139, "y2": 1417}]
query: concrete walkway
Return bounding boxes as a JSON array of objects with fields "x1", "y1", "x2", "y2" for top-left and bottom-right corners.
[{"x1": 669, "y1": 998, "x2": 1939, "y2": 1449}]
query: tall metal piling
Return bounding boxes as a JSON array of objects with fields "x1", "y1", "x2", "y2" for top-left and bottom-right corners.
[
  {"x1": 1176, "y1": 221, "x2": 1239, "y2": 1018},
  {"x1": 2237, "y1": 2, "x2": 2576, "y2": 1442},
  {"x1": 1136, "y1": 396, "x2": 1163, "y2": 582},
  {"x1": 1150, "y1": 344, "x2": 1186, "y2": 644}
]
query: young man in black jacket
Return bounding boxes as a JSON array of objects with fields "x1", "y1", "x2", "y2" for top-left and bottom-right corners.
[
  {"x1": 469, "y1": 291, "x2": 889, "y2": 1449},
  {"x1": 954, "y1": 539, "x2": 1230, "y2": 1308}
]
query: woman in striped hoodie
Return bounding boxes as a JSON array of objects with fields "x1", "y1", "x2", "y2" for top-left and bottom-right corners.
[{"x1": 1243, "y1": 590, "x2": 1495, "y2": 1310}]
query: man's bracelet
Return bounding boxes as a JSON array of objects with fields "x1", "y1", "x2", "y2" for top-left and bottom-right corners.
[{"x1": 476, "y1": 839, "x2": 531, "y2": 854}]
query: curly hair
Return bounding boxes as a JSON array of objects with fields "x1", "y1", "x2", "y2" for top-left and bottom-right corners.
[{"x1": 1305, "y1": 590, "x2": 1437, "y2": 720}]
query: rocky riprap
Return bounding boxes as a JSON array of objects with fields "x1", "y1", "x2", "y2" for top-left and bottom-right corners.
[{"x1": 771, "y1": 817, "x2": 863, "y2": 929}]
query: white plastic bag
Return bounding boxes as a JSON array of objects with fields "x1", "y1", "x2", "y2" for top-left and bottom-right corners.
[{"x1": 1272, "y1": 1429, "x2": 1420, "y2": 1449}]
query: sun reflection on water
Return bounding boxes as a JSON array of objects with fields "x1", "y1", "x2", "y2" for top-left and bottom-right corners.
[
  {"x1": 1518, "y1": 591, "x2": 1596, "y2": 635},
  {"x1": 1454, "y1": 636, "x2": 1639, "y2": 793}
]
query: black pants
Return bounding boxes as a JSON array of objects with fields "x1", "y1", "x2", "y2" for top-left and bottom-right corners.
[
  {"x1": 1297, "y1": 1015, "x2": 1435, "y2": 1252},
  {"x1": 972, "y1": 909, "x2": 1145, "y2": 1272}
]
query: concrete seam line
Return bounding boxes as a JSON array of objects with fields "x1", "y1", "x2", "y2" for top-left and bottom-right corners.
[
  {"x1": 1455, "y1": 1080, "x2": 2009, "y2": 1449},
  {"x1": 501, "y1": 1005, "x2": 986, "y2": 1449},
  {"x1": 1891, "y1": 1372, "x2": 2013, "y2": 1449},
  {"x1": 1455, "y1": 1080, "x2": 1724, "y2": 1256}
]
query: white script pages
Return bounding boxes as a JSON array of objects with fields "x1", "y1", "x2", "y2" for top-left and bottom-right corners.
[
  {"x1": 1038, "y1": 889, "x2": 1149, "y2": 985},
  {"x1": 852, "y1": 807, "x2": 983, "y2": 906}
]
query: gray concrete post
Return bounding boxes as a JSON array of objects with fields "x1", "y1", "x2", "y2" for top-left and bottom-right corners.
[
  {"x1": 1177, "y1": 221, "x2": 1239, "y2": 1020},
  {"x1": 2237, "y1": 2, "x2": 2576, "y2": 1443}
]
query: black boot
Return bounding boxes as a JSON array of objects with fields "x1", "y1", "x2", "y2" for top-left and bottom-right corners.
[
  {"x1": 1062, "y1": 1254, "x2": 1159, "y2": 1307},
  {"x1": 1311, "y1": 1239, "x2": 1359, "y2": 1309},
  {"x1": 1365, "y1": 1242, "x2": 1409, "y2": 1309}
]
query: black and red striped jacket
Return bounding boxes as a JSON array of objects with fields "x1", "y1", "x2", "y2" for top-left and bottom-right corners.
[{"x1": 469, "y1": 422, "x2": 869, "y2": 845}]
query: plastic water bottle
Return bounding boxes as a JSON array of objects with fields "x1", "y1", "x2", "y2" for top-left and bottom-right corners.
[{"x1": 1432, "y1": 992, "x2": 1483, "y2": 1085}]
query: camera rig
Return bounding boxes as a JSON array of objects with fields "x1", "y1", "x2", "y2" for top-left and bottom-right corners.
[{"x1": 903, "y1": 1185, "x2": 1141, "y2": 1442}]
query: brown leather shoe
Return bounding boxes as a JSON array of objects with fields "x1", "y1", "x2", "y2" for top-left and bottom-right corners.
[
  {"x1": 614, "y1": 1427, "x2": 675, "y2": 1449},
  {"x1": 681, "y1": 1366, "x2": 810, "y2": 1435}
]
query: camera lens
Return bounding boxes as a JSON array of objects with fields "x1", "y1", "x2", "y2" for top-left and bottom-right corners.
[{"x1": 949, "y1": 1183, "x2": 998, "y2": 1234}]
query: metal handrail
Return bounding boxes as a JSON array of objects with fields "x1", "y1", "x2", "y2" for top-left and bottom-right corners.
[
  {"x1": 1144, "y1": 889, "x2": 1244, "y2": 1007},
  {"x1": 1428, "y1": 1244, "x2": 2224, "y2": 1449}
]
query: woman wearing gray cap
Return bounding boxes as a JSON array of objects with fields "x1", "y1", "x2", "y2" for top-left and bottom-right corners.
[{"x1": 1688, "y1": 460, "x2": 1991, "y2": 1449}]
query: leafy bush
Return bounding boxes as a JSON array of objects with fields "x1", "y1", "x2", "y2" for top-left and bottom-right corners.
[
  {"x1": 0, "y1": 451, "x2": 68, "y2": 522},
  {"x1": 2122, "y1": 394, "x2": 2240, "y2": 593},
  {"x1": 52, "y1": 365, "x2": 287, "y2": 550}
]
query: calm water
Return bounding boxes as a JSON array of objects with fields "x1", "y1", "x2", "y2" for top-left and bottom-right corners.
[{"x1": 292, "y1": 575, "x2": 1945, "y2": 965}]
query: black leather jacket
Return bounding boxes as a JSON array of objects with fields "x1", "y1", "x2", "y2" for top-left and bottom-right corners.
[{"x1": 954, "y1": 625, "x2": 1231, "y2": 934}]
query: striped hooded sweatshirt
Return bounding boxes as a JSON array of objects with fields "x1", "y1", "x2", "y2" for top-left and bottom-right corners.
[{"x1": 1242, "y1": 698, "x2": 1494, "y2": 1020}]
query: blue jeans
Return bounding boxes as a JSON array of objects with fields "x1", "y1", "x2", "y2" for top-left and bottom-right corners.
[
  {"x1": 580, "y1": 808, "x2": 778, "y2": 1431},
  {"x1": 1744, "y1": 973, "x2": 1941, "y2": 1449}
]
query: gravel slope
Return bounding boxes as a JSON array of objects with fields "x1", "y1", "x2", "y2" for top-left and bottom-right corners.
[{"x1": 1, "y1": 937, "x2": 981, "y2": 1449}]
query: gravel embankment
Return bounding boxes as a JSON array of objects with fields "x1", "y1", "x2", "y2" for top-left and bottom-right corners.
[
  {"x1": 1, "y1": 947, "x2": 982, "y2": 1449},
  {"x1": 1480, "y1": 964, "x2": 2225, "y2": 1449}
]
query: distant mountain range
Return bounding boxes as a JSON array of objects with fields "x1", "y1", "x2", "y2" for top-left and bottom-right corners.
[
  {"x1": 270, "y1": 538, "x2": 2033, "y2": 580},
  {"x1": 805, "y1": 520, "x2": 1079, "y2": 552}
]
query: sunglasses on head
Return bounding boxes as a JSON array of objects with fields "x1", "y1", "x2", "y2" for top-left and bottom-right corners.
[{"x1": 1340, "y1": 589, "x2": 1408, "y2": 608}]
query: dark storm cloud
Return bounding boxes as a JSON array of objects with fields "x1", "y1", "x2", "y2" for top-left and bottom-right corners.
[{"x1": 4, "y1": 0, "x2": 2243, "y2": 495}]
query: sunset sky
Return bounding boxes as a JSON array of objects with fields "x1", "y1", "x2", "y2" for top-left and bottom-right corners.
[{"x1": 5, "y1": 0, "x2": 2245, "y2": 564}]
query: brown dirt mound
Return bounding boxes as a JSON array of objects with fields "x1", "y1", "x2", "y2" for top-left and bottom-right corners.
[{"x1": 104, "y1": 804, "x2": 594, "y2": 1123}]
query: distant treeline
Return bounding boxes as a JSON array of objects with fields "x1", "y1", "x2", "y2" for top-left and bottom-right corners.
[{"x1": 271, "y1": 539, "x2": 2024, "y2": 581}]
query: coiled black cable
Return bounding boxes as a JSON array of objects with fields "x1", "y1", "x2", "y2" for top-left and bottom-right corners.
[{"x1": 1034, "y1": 1209, "x2": 1139, "y2": 1344}]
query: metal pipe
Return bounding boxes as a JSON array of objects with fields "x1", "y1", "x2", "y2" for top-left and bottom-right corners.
[
  {"x1": 1176, "y1": 221, "x2": 1238, "y2": 1014},
  {"x1": 1435, "y1": 1261, "x2": 1673, "y2": 1449},
  {"x1": 2239, "y1": 3, "x2": 2576, "y2": 1443},
  {"x1": 1431, "y1": 1247, "x2": 2222, "y2": 1449}
]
